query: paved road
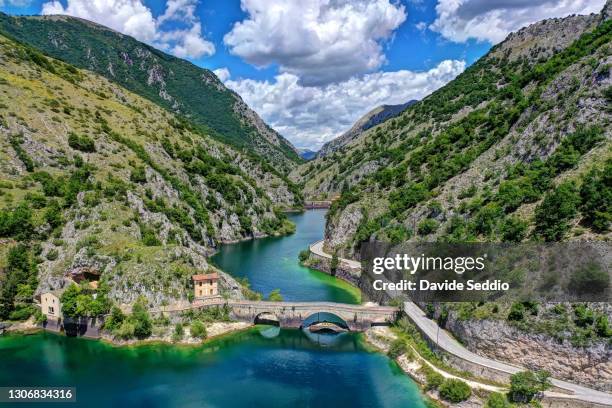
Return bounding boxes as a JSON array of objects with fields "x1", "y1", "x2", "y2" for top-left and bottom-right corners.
[
  {"x1": 311, "y1": 241, "x2": 612, "y2": 406},
  {"x1": 310, "y1": 240, "x2": 361, "y2": 270}
]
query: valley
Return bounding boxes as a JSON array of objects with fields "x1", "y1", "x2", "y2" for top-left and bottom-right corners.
[{"x1": 0, "y1": 1, "x2": 611, "y2": 407}]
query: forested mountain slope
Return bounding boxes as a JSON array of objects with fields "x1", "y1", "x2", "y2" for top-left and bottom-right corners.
[
  {"x1": 0, "y1": 33, "x2": 300, "y2": 318},
  {"x1": 296, "y1": 4, "x2": 611, "y2": 256},
  {"x1": 0, "y1": 13, "x2": 302, "y2": 173}
]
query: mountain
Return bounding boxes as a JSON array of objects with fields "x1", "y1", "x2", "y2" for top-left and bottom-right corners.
[
  {"x1": 298, "y1": 149, "x2": 318, "y2": 161},
  {"x1": 294, "y1": 3, "x2": 611, "y2": 255},
  {"x1": 293, "y1": 3, "x2": 612, "y2": 389},
  {"x1": 0, "y1": 32, "x2": 301, "y2": 319},
  {"x1": 0, "y1": 13, "x2": 302, "y2": 174},
  {"x1": 316, "y1": 101, "x2": 416, "y2": 158}
]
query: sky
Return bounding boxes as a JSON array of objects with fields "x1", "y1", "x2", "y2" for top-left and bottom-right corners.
[{"x1": 0, "y1": 0, "x2": 605, "y2": 150}]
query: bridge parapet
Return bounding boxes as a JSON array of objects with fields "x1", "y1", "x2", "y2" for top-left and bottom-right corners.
[{"x1": 151, "y1": 299, "x2": 398, "y2": 331}]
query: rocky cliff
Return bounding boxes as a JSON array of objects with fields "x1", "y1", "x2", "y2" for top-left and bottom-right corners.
[{"x1": 0, "y1": 33, "x2": 297, "y2": 313}]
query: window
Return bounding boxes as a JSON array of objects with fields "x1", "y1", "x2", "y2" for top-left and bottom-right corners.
[{"x1": 48, "y1": 306, "x2": 54, "y2": 314}]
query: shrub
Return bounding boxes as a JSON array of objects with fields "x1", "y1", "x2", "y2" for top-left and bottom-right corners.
[
  {"x1": 507, "y1": 302, "x2": 525, "y2": 321},
  {"x1": 113, "y1": 320, "x2": 136, "y2": 339},
  {"x1": 485, "y1": 392, "x2": 511, "y2": 408},
  {"x1": 46, "y1": 249, "x2": 59, "y2": 261},
  {"x1": 569, "y1": 263, "x2": 609, "y2": 296},
  {"x1": 387, "y1": 339, "x2": 407, "y2": 359},
  {"x1": 424, "y1": 369, "x2": 444, "y2": 391},
  {"x1": 534, "y1": 182, "x2": 580, "y2": 241},
  {"x1": 172, "y1": 323, "x2": 184, "y2": 342},
  {"x1": 68, "y1": 132, "x2": 95, "y2": 153},
  {"x1": 417, "y1": 219, "x2": 439, "y2": 235},
  {"x1": 500, "y1": 216, "x2": 527, "y2": 242},
  {"x1": 190, "y1": 320, "x2": 207, "y2": 339},
  {"x1": 104, "y1": 306, "x2": 126, "y2": 332},
  {"x1": 130, "y1": 166, "x2": 147, "y2": 184},
  {"x1": 267, "y1": 289, "x2": 283, "y2": 302},
  {"x1": 8, "y1": 304, "x2": 36, "y2": 321},
  {"x1": 509, "y1": 370, "x2": 551, "y2": 403},
  {"x1": 438, "y1": 379, "x2": 471, "y2": 403},
  {"x1": 298, "y1": 249, "x2": 309, "y2": 263}
]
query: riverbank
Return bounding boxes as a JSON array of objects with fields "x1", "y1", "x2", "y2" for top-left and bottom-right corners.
[{"x1": 364, "y1": 326, "x2": 493, "y2": 407}]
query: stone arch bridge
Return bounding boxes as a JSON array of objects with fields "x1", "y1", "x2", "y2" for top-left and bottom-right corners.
[
  {"x1": 229, "y1": 301, "x2": 398, "y2": 331},
  {"x1": 157, "y1": 299, "x2": 399, "y2": 332}
]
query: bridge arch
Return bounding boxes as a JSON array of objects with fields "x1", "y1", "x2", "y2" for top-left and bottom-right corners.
[
  {"x1": 254, "y1": 312, "x2": 280, "y2": 326},
  {"x1": 301, "y1": 311, "x2": 349, "y2": 330}
]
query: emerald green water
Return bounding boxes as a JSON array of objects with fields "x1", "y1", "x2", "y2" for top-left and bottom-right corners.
[
  {"x1": 0, "y1": 210, "x2": 427, "y2": 407},
  {"x1": 211, "y1": 209, "x2": 360, "y2": 304},
  {"x1": 0, "y1": 330, "x2": 426, "y2": 407}
]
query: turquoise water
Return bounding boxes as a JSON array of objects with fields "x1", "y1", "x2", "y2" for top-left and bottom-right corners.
[
  {"x1": 211, "y1": 209, "x2": 360, "y2": 304},
  {"x1": 0, "y1": 210, "x2": 427, "y2": 407},
  {"x1": 0, "y1": 330, "x2": 426, "y2": 408}
]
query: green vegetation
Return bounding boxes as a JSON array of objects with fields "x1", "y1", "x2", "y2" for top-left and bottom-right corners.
[
  {"x1": 508, "y1": 370, "x2": 551, "y2": 403},
  {"x1": 302, "y1": 16, "x2": 612, "y2": 251},
  {"x1": 105, "y1": 297, "x2": 152, "y2": 340},
  {"x1": 485, "y1": 392, "x2": 512, "y2": 408},
  {"x1": 387, "y1": 338, "x2": 408, "y2": 359},
  {"x1": 60, "y1": 283, "x2": 111, "y2": 319},
  {"x1": 68, "y1": 132, "x2": 95, "y2": 153},
  {"x1": 267, "y1": 289, "x2": 283, "y2": 302},
  {"x1": 298, "y1": 249, "x2": 310, "y2": 263},
  {"x1": 0, "y1": 244, "x2": 38, "y2": 320},
  {"x1": 0, "y1": 13, "x2": 301, "y2": 171},
  {"x1": 438, "y1": 379, "x2": 471, "y2": 403},
  {"x1": 190, "y1": 320, "x2": 207, "y2": 339}
]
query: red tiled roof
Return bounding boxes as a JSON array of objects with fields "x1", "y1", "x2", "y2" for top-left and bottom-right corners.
[{"x1": 192, "y1": 273, "x2": 219, "y2": 281}]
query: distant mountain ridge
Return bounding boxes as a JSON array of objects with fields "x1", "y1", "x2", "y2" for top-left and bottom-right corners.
[
  {"x1": 317, "y1": 101, "x2": 416, "y2": 158},
  {"x1": 0, "y1": 13, "x2": 301, "y2": 173}
]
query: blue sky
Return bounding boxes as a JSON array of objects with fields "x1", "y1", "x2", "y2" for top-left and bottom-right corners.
[{"x1": 1, "y1": 0, "x2": 604, "y2": 149}]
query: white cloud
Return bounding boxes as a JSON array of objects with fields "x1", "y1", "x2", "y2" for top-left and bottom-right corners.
[
  {"x1": 430, "y1": 0, "x2": 606, "y2": 44},
  {"x1": 0, "y1": 0, "x2": 32, "y2": 6},
  {"x1": 41, "y1": 0, "x2": 215, "y2": 59},
  {"x1": 226, "y1": 60, "x2": 465, "y2": 150},
  {"x1": 213, "y1": 67, "x2": 230, "y2": 82},
  {"x1": 415, "y1": 21, "x2": 427, "y2": 31},
  {"x1": 223, "y1": 0, "x2": 407, "y2": 86}
]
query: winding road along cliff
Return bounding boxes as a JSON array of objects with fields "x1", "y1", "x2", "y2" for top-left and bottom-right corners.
[{"x1": 309, "y1": 240, "x2": 612, "y2": 407}]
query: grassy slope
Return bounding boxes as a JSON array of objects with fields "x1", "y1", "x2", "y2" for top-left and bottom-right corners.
[
  {"x1": 0, "y1": 13, "x2": 302, "y2": 173},
  {"x1": 0, "y1": 33, "x2": 299, "y2": 313},
  {"x1": 295, "y1": 11, "x2": 611, "y2": 255}
]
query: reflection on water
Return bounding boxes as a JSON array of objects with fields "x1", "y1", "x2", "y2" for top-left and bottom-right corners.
[
  {"x1": 0, "y1": 330, "x2": 426, "y2": 408},
  {"x1": 212, "y1": 210, "x2": 360, "y2": 303}
]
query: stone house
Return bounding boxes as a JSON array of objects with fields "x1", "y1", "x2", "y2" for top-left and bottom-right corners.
[
  {"x1": 40, "y1": 289, "x2": 63, "y2": 320},
  {"x1": 192, "y1": 273, "x2": 219, "y2": 298}
]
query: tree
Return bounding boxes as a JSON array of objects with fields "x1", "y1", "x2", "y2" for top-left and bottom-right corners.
[
  {"x1": 130, "y1": 298, "x2": 152, "y2": 339},
  {"x1": 580, "y1": 163, "x2": 611, "y2": 232},
  {"x1": 438, "y1": 379, "x2": 471, "y2": 403},
  {"x1": 60, "y1": 284, "x2": 82, "y2": 319},
  {"x1": 509, "y1": 370, "x2": 551, "y2": 403},
  {"x1": 68, "y1": 132, "x2": 95, "y2": 152},
  {"x1": 330, "y1": 252, "x2": 339, "y2": 273},
  {"x1": 104, "y1": 306, "x2": 126, "y2": 332},
  {"x1": 0, "y1": 244, "x2": 37, "y2": 319},
  {"x1": 534, "y1": 182, "x2": 580, "y2": 241},
  {"x1": 500, "y1": 216, "x2": 527, "y2": 242}
]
